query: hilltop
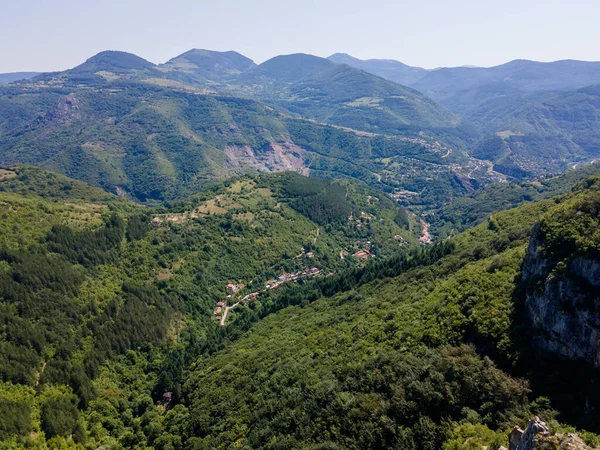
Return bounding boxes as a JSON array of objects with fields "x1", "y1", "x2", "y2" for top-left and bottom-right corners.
[
  {"x1": 162, "y1": 49, "x2": 256, "y2": 82},
  {"x1": 33, "y1": 50, "x2": 161, "y2": 84}
]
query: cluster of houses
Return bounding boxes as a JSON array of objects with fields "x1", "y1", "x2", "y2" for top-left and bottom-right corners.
[
  {"x1": 213, "y1": 267, "x2": 322, "y2": 322},
  {"x1": 265, "y1": 267, "x2": 321, "y2": 290},
  {"x1": 226, "y1": 283, "x2": 240, "y2": 293},
  {"x1": 241, "y1": 291, "x2": 260, "y2": 301},
  {"x1": 389, "y1": 190, "x2": 418, "y2": 202},
  {"x1": 295, "y1": 247, "x2": 314, "y2": 258},
  {"x1": 351, "y1": 240, "x2": 373, "y2": 261},
  {"x1": 394, "y1": 235, "x2": 409, "y2": 246},
  {"x1": 348, "y1": 211, "x2": 374, "y2": 229}
]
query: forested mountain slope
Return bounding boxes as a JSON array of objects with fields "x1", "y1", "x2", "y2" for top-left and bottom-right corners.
[
  {"x1": 10, "y1": 49, "x2": 600, "y2": 180},
  {"x1": 0, "y1": 167, "x2": 423, "y2": 448},
  {"x1": 466, "y1": 84, "x2": 600, "y2": 173},
  {"x1": 232, "y1": 54, "x2": 470, "y2": 144},
  {"x1": 179, "y1": 176, "x2": 600, "y2": 449},
  {"x1": 0, "y1": 79, "x2": 492, "y2": 208},
  {"x1": 430, "y1": 161, "x2": 600, "y2": 238},
  {"x1": 328, "y1": 54, "x2": 600, "y2": 175},
  {"x1": 14, "y1": 50, "x2": 472, "y2": 146},
  {"x1": 2, "y1": 166, "x2": 600, "y2": 448}
]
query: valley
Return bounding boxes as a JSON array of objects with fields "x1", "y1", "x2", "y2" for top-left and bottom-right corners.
[{"x1": 1, "y1": 43, "x2": 600, "y2": 450}]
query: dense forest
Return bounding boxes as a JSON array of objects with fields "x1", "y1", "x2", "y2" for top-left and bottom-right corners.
[{"x1": 0, "y1": 164, "x2": 600, "y2": 448}]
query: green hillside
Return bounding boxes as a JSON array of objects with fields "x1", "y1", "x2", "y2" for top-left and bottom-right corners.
[
  {"x1": 464, "y1": 85, "x2": 600, "y2": 174},
  {"x1": 333, "y1": 55, "x2": 600, "y2": 176},
  {"x1": 0, "y1": 81, "x2": 488, "y2": 210},
  {"x1": 0, "y1": 167, "x2": 425, "y2": 448},
  {"x1": 233, "y1": 54, "x2": 469, "y2": 144},
  {"x1": 1, "y1": 167, "x2": 600, "y2": 448},
  {"x1": 430, "y1": 161, "x2": 600, "y2": 238},
  {"x1": 180, "y1": 175, "x2": 600, "y2": 449}
]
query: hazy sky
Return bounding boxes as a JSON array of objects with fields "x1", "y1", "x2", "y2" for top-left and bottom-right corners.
[{"x1": 1, "y1": 0, "x2": 599, "y2": 72}]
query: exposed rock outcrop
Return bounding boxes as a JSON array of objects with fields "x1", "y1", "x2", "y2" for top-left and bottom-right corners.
[
  {"x1": 224, "y1": 141, "x2": 308, "y2": 175},
  {"x1": 522, "y1": 227, "x2": 600, "y2": 367},
  {"x1": 507, "y1": 416, "x2": 593, "y2": 450}
]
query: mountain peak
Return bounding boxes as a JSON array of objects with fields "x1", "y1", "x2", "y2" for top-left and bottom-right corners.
[
  {"x1": 253, "y1": 53, "x2": 335, "y2": 81},
  {"x1": 163, "y1": 49, "x2": 255, "y2": 80},
  {"x1": 73, "y1": 50, "x2": 156, "y2": 73}
]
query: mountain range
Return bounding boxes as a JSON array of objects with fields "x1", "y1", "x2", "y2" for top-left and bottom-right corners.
[
  {"x1": 3, "y1": 48, "x2": 600, "y2": 181},
  {"x1": 329, "y1": 54, "x2": 600, "y2": 174}
]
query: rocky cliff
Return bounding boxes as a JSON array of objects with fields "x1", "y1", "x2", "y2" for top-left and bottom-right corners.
[
  {"x1": 522, "y1": 227, "x2": 600, "y2": 367},
  {"x1": 520, "y1": 176, "x2": 600, "y2": 368}
]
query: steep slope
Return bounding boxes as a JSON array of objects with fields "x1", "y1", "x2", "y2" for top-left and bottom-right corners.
[
  {"x1": 515, "y1": 175, "x2": 600, "y2": 430},
  {"x1": 0, "y1": 167, "x2": 420, "y2": 448},
  {"x1": 2, "y1": 166, "x2": 600, "y2": 448},
  {"x1": 330, "y1": 56, "x2": 600, "y2": 175},
  {"x1": 328, "y1": 52, "x2": 429, "y2": 86},
  {"x1": 522, "y1": 178, "x2": 600, "y2": 367},
  {"x1": 161, "y1": 48, "x2": 256, "y2": 83},
  {"x1": 232, "y1": 53, "x2": 469, "y2": 143}
]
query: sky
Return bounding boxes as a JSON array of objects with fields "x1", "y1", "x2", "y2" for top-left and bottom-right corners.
[{"x1": 1, "y1": 0, "x2": 599, "y2": 73}]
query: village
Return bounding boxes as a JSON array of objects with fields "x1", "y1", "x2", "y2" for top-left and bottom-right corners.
[
  {"x1": 210, "y1": 203, "x2": 423, "y2": 325},
  {"x1": 213, "y1": 264, "x2": 323, "y2": 326}
]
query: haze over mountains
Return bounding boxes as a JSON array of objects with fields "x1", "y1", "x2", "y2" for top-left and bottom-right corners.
[{"x1": 0, "y1": 72, "x2": 40, "y2": 84}]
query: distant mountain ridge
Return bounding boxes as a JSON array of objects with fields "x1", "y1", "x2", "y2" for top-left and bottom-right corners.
[
  {"x1": 411, "y1": 58, "x2": 600, "y2": 104},
  {"x1": 233, "y1": 53, "x2": 467, "y2": 142},
  {"x1": 0, "y1": 72, "x2": 40, "y2": 84},
  {"x1": 328, "y1": 53, "x2": 429, "y2": 86},
  {"x1": 327, "y1": 53, "x2": 600, "y2": 97},
  {"x1": 23, "y1": 50, "x2": 468, "y2": 145}
]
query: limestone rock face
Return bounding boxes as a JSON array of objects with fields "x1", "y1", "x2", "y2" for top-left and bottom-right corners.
[
  {"x1": 508, "y1": 426, "x2": 524, "y2": 450},
  {"x1": 522, "y1": 228, "x2": 600, "y2": 367},
  {"x1": 507, "y1": 416, "x2": 594, "y2": 449},
  {"x1": 515, "y1": 416, "x2": 549, "y2": 450}
]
